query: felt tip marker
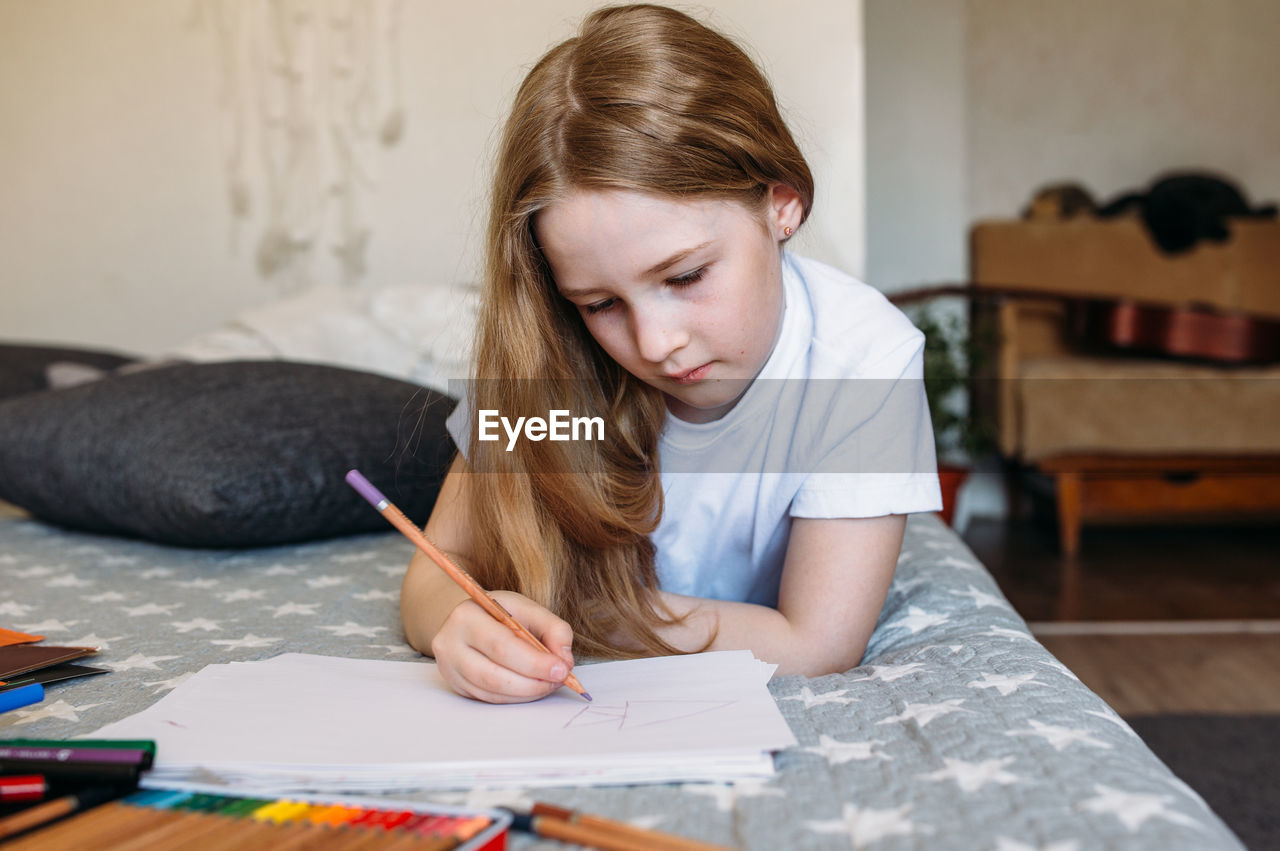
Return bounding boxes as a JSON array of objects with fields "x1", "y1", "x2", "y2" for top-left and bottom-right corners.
[
  {"x1": 0, "y1": 683, "x2": 44, "y2": 715},
  {"x1": 345, "y1": 469, "x2": 592, "y2": 701}
]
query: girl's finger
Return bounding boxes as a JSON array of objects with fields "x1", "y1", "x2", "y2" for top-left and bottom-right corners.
[
  {"x1": 447, "y1": 643, "x2": 562, "y2": 704},
  {"x1": 496, "y1": 594, "x2": 576, "y2": 668},
  {"x1": 465, "y1": 611, "x2": 570, "y2": 685}
]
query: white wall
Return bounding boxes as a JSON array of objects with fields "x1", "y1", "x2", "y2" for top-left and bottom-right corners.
[
  {"x1": 0, "y1": 1, "x2": 864, "y2": 356},
  {"x1": 866, "y1": 0, "x2": 1280, "y2": 291}
]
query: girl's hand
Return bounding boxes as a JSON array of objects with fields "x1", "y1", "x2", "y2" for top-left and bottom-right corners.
[{"x1": 430, "y1": 590, "x2": 577, "y2": 704}]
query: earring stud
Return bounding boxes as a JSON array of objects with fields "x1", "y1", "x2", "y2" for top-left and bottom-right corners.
[{"x1": 783, "y1": 226, "x2": 793, "y2": 238}]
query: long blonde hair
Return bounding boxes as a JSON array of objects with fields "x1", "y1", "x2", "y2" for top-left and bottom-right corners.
[{"x1": 465, "y1": 4, "x2": 814, "y2": 658}]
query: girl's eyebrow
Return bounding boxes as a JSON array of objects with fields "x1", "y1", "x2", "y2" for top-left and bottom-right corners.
[
  {"x1": 558, "y1": 241, "x2": 713, "y2": 297},
  {"x1": 644, "y1": 241, "x2": 712, "y2": 276}
]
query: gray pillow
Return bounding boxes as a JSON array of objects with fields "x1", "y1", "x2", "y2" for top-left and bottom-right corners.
[
  {"x1": 0, "y1": 361, "x2": 456, "y2": 547},
  {"x1": 0, "y1": 343, "x2": 138, "y2": 401}
]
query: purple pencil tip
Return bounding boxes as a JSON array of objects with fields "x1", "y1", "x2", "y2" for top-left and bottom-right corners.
[
  {"x1": 581, "y1": 692, "x2": 593, "y2": 702},
  {"x1": 345, "y1": 469, "x2": 388, "y2": 509}
]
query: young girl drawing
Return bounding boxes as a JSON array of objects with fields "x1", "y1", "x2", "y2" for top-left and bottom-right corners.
[{"x1": 401, "y1": 4, "x2": 941, "y2": 703}]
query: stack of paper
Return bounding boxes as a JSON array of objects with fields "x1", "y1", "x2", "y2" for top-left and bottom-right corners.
[{"x1": 90, "y1": 651, "x2": 796, "y2": 793}]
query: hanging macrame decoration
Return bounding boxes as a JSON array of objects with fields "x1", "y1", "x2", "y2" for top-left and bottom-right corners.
[{"x1": 193, "y1": 0, "x2": 405, "y2": 289}]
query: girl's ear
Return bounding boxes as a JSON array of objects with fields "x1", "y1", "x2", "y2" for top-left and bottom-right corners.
[{"x1": 767, "y1": 183, "x2": 804, "y2": 240}]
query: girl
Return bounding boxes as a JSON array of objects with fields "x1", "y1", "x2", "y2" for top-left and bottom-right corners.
[{"x1": 401, "y1": 4, "x2": 941, "y2": 704}]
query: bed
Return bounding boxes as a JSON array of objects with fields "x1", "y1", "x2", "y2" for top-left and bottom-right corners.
[{"x1": 0, "y1": 499, "x2": 1242, "y2": 849}]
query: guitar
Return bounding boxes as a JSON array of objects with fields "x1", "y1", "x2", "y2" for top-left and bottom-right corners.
[{"x1": 889, "y1": 284, "x2": 1280, "y2": 365}]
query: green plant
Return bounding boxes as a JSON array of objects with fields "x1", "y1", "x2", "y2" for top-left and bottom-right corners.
[{"x1": 906, "y1": 306, "x2": 996, "y2": 466}]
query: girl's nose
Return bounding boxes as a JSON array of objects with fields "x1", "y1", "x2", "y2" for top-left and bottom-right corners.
[{"x1": 632, "y1": 303, "x2": 688, "y2": 364}]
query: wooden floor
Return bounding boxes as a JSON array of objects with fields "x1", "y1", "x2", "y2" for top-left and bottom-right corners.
[{"x1": 962, "y1": 515, "x2": 1280, "y2": 714}]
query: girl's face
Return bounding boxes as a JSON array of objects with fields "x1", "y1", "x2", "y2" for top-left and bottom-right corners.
[{"x1": 535, "y1": 186, "x2": 802, "y2": 423}]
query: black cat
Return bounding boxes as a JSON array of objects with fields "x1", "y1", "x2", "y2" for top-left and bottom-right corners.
[{"x1": 1097, "y1": 171, "x2": 1278, "y2": 254}]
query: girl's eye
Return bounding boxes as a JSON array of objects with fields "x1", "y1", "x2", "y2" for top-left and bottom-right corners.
[
  {"x1": 584, "y1": 298, "x2": 618, "y2": 315},
  {"x1": 668, "y1": 266, "x2": 707, "y2": 287}
]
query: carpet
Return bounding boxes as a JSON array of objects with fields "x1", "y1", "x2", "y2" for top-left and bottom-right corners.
[{"x1": 1126, "y1": 714, "x2": 1278, "y2": 850}]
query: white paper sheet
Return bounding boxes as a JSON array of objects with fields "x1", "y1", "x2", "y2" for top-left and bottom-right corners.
[{"x1": 90, "y1": 651, "x2": 797, "y2": 793}]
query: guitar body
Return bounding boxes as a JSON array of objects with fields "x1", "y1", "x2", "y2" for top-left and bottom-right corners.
[{"x1": 1069, "y1": 298, "x2": 1280, "y2": 364}]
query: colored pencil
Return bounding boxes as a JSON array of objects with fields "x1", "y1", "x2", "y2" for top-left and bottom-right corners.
[
  {"x1": 0, "y1": 787, "x2": 504, "y2": 850},
  {"x1": 531, "y1": 802, "x2": 733, "y2": 851},
  {"x1": 345, "y1": 468, "x2": 592, "y2": 701},
  {"x1": 0, "y1": 784, "x2": 124, "y2": 841}
]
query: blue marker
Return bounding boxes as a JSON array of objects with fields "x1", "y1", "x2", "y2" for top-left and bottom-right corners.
[{"x1": 0, "y1": 683, "x2": 44, "y2": 715}]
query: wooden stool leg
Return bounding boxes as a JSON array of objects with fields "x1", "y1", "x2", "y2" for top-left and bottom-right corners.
[
  {"x1": 1055, "y1": 470, "x2": 1083, "y2": 557},
  {"x1": 1053, "y1": 470, "x2": 1084, "y2": 620}
]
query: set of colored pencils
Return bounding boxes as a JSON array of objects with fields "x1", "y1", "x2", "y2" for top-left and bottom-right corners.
[{"x1": 0, "y1": 787, "x2": 506, "y2": 849}]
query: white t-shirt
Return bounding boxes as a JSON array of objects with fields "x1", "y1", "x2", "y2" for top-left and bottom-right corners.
[{"x1": 445, "y1": 252, "x2": 941, "y2": 607}]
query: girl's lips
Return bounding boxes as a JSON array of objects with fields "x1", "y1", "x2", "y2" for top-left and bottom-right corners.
[{"x1": 667, "y1": 363, "x2": 712, "y2": 385}]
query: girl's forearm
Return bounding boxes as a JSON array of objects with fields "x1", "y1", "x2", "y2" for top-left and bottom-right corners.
[
  {"x1": 399, "y1": 549, "x2": 472, "y2": 655},
  {"x1": 653, "y1": 591, "x2": 858, "y2": 677}
]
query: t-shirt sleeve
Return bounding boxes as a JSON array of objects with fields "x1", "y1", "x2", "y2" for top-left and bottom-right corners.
[{"x1": 790, "y1": 331, "x2": 943, "y2": 518}]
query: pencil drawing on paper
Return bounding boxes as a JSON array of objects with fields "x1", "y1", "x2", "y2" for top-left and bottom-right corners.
[{"x1": 562, "y1": 700, "x2": 737, "y2": 731}]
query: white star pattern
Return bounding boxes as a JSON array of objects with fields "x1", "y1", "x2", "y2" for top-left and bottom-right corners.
[
  {"x1": 108, "y1": 653, "x2": 181, "y2": 671},
  {"x1": 100, "y1": 555, "x2": 140, "y2": 567},
  {"x1": 121, "y1": 602, "x2": 182, "y2": 617},
  {"x1": 82, "y1": 592, "x2": 128, "y2": 603},
  {"x1": 1007, "y1": 720, "x2": 1111, "y2": 752},
  {"x1": 173, "y1": 578, "x2": 220, "y2": 590},
  {"x1": 266, "y1": 602, "x2": 320, "y2": 617},
  {"x1": 353, "y1": 590, "x2": 398, "y2": 602},
  {"x1": 968, "y1": 671, "x2": 1047, "y2": 697},
  {"x1": 375, "y1": 565, "x2": 406, "y2": 576},
  {"x1": 46, "y1": 574, "x2": 93, "y2": 588},
  {"x1": 262, "y1": 565, "x2": 302, "y2": 576},
  {"x1": 137, "y1": 567, "x2": 176, "y2": 579},
  {"x1": 16, "y1": 619, "x2": 80, "y2": 633},
  {"x1": 210, "y1": 633, "x2": 283, "y2": 649},
  {"x1": 8, "y1": 699, "x2": 107, "y2": 725},
  {"x1": 1077, "y1": 785, "x2": 1205, "y2": 832},
  {"x1": 0, "y1": 601, "x2": 34, "y2": 616},
  {"x1": 144, "y1": 672, "x2": 197, "y2": 693},
  {"x1": 171, "y1": 618, "x2": 223, "y2": 633},
  {"x1": 306, "y1": 575, "x2": 350, "y2": 589},
  {"x1": 920, "y1": 757, "x2": 1020, "y2": 792},
  {"x1": 932, "y1": 555, "x2": 983, "y2": 572},
  {"x1": 949, "y1": 585, "x2": 1006, "y2": 608},
  {"x1": 981, "y1": 627, "x2": 1036, "y2": 642},
  {"x1": 802, "y1": 734, "x2": 891, "y2": 764},
  {"x1": 780, "y1": 686, "x2": 854, "y2": 709},
  {"x1": 882, "y1": 606, "x2": 950, "y2": 635},
  {"x1": 12, "y1": 566, "x2": 55, "y2": 578},
  {"x1": 878, "y1": 699, "x2": 970, "y2": 728},
  {"x1": 66, "y1": 633, "x2": 122, "y2": 650},
  {"x1": 218, "y1": 589, "x2": 267, "y2": 603},
  {"x1": 995, "y1": 838, "x2": 1080, "y2": 851},
  {"x1": 319, "y1": 622, "x2": 386, "y2": 638},
  {"x1": 850, "y1": 662, "x2": 925, "y2": 683},
  {"x1": 334, "y1": 552, "x2": 379, "y2": 563},
  {"x1": 807, "y1": 803, "x2": 923, "y2": 848},
  {"x1": 370, "y1": 644, "x2": 418, "y2": 655}
]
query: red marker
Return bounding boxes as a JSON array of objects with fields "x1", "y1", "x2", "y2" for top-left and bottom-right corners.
[{"x1": 0, "y1": 775, "x2": 47, "y2": 803}]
